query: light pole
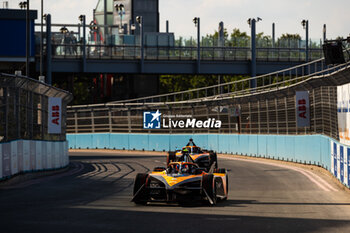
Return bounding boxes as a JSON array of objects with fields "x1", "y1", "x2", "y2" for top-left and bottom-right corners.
[
  {"x1": 301, "y1": 19, "x2": 309, "y2": 62},
  {"x1": 272, "y1": 23, "x2": 275, "y2": 48},
  {"x1": 247, "y1": 17, "x2": 262, "y2": 89},
  {"x1": 45, "y1": 14, "x2": 52, "y2": 85},
  {"x1": 40, "y1": 0, "x2": 44, "y2": 79},
  {"x1": 20, "y1": 1, "x2": 30, "y2": 76},
  {"x1": 323, "y1": 24, "x2": 327, "y2": 43},
  {"x1": 193, "y1": 17, "x2": 200, "y2": 74},
  {"x1": 115, "y1": 3, "x2": 125, "y2": 34},
  {"x1": 79, "y1": 15, "x2": 86, "y2": 72},
  {"x1": 136, "y1": 16, "x2": 144, "y2": 73}
]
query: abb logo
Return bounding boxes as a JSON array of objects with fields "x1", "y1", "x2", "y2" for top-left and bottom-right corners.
[
  {"x1": 51, "y1": 105, "x2": 60, "y2": 125},
  {"x1": 296, "y1": 91, "x2": 310, "y2": 127},
  {"x1": 298, "y1": 99, "x2": 307, "y2": 119}
]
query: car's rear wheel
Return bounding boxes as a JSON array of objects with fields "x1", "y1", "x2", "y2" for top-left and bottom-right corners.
[
  {"x1": 133, "y1": 173, "x2": 148, "y2": 205},
  {"x1": 202, "y1": 174, "x2": 217, "y2": 206}
]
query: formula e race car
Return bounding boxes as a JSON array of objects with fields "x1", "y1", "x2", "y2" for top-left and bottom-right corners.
[
  {"x1": 167, "y1": 139, "x2": 218, "y2": 171},
  {"x1": 132, "y1": 161, "x2": 228, "y2": 205}
]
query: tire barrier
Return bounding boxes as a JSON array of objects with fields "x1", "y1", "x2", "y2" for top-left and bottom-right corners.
[{"x1": 0, "y1": 140, "x2": 69, "y2": 180}]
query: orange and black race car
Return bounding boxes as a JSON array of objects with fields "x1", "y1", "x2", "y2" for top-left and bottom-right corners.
[
  {"x1": 132, "y1": 161, "x2": 228, "y2": 205},
  {"x1": 167, "y1": 139, "x2": 218, "y2": 171}
]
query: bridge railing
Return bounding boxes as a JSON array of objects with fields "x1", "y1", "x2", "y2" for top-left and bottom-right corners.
[{"x1": 48, "y1": 42, "x2": 323, "y2": 62}]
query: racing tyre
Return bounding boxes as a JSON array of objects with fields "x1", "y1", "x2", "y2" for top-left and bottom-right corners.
[
  {"x1": 167, "y1": 151, "x2": 176, "y2": 165},
  {"x1": 209, "y1": 152, "x2": 218, "y2": 169},
  {"x1": 133, "y1": 173, "x2": 148, "y2": 205},
  {"x1": 202, "y1": 174, "x2": 217, "y2": 205}
]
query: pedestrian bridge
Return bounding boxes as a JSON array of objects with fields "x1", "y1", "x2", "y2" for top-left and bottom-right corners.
[{"x1": 41, "y1": 43, "x2": 323, "y2": 75}]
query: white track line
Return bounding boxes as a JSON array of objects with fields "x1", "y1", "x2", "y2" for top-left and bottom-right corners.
[{"x1": 223, "y1": 157, "x2": 338, "y2": 192}]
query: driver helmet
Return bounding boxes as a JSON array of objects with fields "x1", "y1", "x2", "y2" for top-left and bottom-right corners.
[{"x1": 182, "y1": 164, "x2": 190, "y2": 173}]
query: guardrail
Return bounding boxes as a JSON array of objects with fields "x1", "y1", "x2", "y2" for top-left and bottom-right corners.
[
  {"x1": 48, "y1": 43, "x2": 323, "y2": 62},
  {"x1": 0, "y1": 140, "x2": 69, "y2": 180}
]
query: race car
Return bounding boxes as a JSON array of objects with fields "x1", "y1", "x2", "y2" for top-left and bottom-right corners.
[
  {"x1": 132, "y1": 161, "x2": 228, "y2": 205},
  {"x1": 167, "y1": 139, "x2": 218, "y2": 171}
]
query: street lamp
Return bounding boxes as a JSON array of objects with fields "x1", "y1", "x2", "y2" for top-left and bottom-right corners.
[
  {"x1": 193, "y1": 17, "x2": 199, "y2": 27},
  {"x1": 247, "y1": 17, "x2": 261, "y2": 88},
  {"x1": 301, "y1": 19, "x2": 309, "y2": 62},
  {"x1": 115, "y1": 3, "x2": 125, "y2": 33},
  {"x1": 193, "y1": 17, "x2": 200, "y2": 73},
  {"x1": 136, "y1": 16, "x2": 144, "y2": 72},
  {"x1": 79, "y1": 15, "x2": 84, "y2": 22},
  {"x1": 19, "y1": 1, "x2": 27, "y2": 9},
  {"x1": 247, "y1": 17, "x2": 262, "y2": 27}
]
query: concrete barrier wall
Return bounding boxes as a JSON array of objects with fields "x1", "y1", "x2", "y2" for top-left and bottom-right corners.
[
  {"x1": 67, "y1": 133, "x2": 350, "y2": 188},
  {"x1": 0, "y1": 140, "x2": 69, "y2": 180}
]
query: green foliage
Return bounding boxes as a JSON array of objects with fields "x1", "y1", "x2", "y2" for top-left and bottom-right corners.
[
  {"x1": 72, "y1": 77, "x2": 91, "y2": 105},
  {"x1": 159, "y1": 74, "x2": 250, "y2": 94}
]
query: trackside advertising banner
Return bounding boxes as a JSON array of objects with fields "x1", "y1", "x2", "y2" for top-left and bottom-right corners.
[
  {"x1": 337, "y1": 83, "x2": 350, "y2": 146},
  {"x1": 331, "y1": 141, "x2": 350, "y2": 187},
  {"x1": 48, "y1": 97, "x2": 62, "y2": 134},
  {"x1": 296, "y1": 91, "x2": 310, "y2": 127},
  {"x1": 143, "y1": 110, "x2": 222, "y2": 129}
]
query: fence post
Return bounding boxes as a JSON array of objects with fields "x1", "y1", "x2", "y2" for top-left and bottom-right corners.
[
  {"x1": 127, "y1": 108, "x2": 131, "y2": 133},
  {"x1": 266, "y1": 99, "x2": 269, "y2": 134},
  {"x1": 16, "y1": 88, "x2": 20, "y2": 139},
  {"x1": 4, "y1": 87, "x2": 8, "y2": 141},
  {"x1": 275, "y1": 98, "x2": 279, "y2": 134},
  {"x1": 29, "y1": 91, "x2": 33, "y2": 139},
  {"x1": 91, "y1": 109, "x2": 95, "y2": 133},
  {"x1": 74, "y1": 110, "x2": 78, "y2": 133},
  {"x1": 258, "y1": 100, "x2": 261, "y2": 134},
  {"x1": 248, "y1": 102, "x2": 251, "y2": 134},
  {"x1": 40, "y1": 95, "x2": 44, "y2": 140},
  {"x1": 285, "y1": 96, "x2": 288, "y2": 134},
  {"x1": 108, "y1": 108, "x2": 112, "y2": 133},
  {"x1": 313, "y1": 89, "x2": 317, "y2": 133}
]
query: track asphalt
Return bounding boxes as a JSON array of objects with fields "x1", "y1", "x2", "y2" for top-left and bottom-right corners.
[{"x1": 1, "y1": 150, "x2": 350, "y2": 233}]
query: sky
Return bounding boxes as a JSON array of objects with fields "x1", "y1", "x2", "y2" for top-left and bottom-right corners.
[{"x1": 8, "y1": 0, "x2": 350, "y2": 41}]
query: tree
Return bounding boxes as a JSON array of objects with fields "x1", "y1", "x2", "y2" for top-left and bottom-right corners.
[
  {"x1": 278, "y1": 33, "x2": 301, "y2": 48},
  {"x1": 229, "y1": 28, "x2": 250, "y2": 47}
]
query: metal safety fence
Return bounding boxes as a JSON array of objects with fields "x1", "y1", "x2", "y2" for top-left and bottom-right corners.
[
  {"x1": 67, "y1": 85, "x2": 338, "y2": 139},
  {"x1": 0, "y1": 73, "x2": 73, "y2": 142}
]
